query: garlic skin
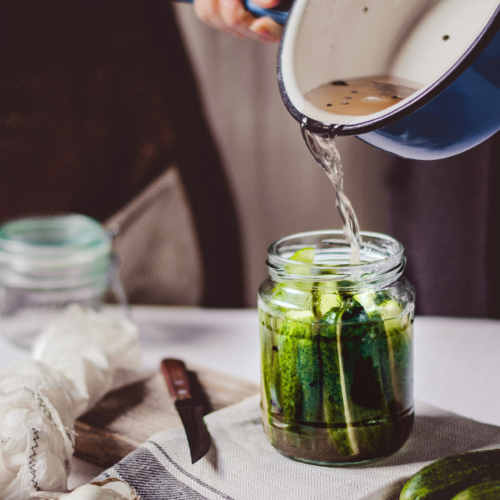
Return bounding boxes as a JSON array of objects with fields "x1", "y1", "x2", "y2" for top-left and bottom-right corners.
[
  {"x1": 91, "y1": 479, "x2": 138, "y2": 500},
  {"x1": 1, "y1": 306, "x2": 143, "y2": 500},
  {"x1": 64, "y1": 485, "x2": 127, "y2": 500},
  {"x1": 29, "y1": 478, "x2": 139, "y2": 500}
]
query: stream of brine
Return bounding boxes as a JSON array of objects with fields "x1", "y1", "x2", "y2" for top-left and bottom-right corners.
[
  {"x1": 301, "y1": 122, "x2": 362, "y2": 264},
  {"x1": 301, "y1": 75, "x2": 421, "y2": 264}
]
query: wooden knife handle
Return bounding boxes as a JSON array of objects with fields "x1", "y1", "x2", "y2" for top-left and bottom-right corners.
[{"x1": 161, "y1": 358, "x2": 192, "y2": 401}]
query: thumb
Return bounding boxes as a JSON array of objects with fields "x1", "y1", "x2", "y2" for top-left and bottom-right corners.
[
  {"x1": 251, "y1": 0, "x2": 281, "y2": 9},
  {"x1": 249, "y1": 17, "x2": 283, "y2": 42}
]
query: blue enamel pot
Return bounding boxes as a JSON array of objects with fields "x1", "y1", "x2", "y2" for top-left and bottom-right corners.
[
  {"x1": 175, "y1": 0, "x2": 292, "y2": 25},
  {"x1": 278, "y1": 0, "x2": 500, "y2": 160},
  {"x1": 178, "y1": 0, "x2": 500, "y2": 160}
]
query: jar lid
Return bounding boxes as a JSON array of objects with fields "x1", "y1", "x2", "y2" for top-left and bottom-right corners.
[{"x1": 0, "y1": 214, "x2": 111, "y2": 272}]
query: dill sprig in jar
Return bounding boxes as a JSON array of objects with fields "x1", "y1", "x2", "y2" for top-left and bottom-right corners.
[
  {"x1": 258, "y1": 230, "x2": 415, "y2": 466},
  {"x1": 0, "y1": 214, "x2": 128, "y2": 347}
]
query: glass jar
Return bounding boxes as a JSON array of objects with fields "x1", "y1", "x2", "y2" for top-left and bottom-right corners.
[
  {"x1": 0, "y1": 214, "x2": 128, "y2": 347},
  {"x1": 258, "y1": 230, "x2": 415, "y2": 466}
]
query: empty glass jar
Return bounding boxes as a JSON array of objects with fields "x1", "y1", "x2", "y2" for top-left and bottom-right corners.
[
  {"x1": 0, "y1": 214, "x2": 127, "y2": 347},
  {"x1": 258, "y1": 230, "x2": 415, "y2": 466}
]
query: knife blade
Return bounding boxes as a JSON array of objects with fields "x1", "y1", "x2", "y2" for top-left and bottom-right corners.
[{"x1": 160, "y1": 358, "x2": 211, "y2": 464}]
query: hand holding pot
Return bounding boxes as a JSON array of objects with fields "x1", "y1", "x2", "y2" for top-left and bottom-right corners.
[{"x1": 193, "y1": 0, "x2": 283, "y2": 42}]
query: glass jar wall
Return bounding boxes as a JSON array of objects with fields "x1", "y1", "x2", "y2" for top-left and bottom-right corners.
[
  {"x1": 258, "y1": 230, "x2": 415, "y2": 466},
  {"x1": 0, "y1": 214, "x2": 126, "y2": 347}
]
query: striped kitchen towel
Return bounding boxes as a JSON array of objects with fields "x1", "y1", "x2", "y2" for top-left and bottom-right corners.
[{"x1": 97, "y1": 395, "x2": 500, "y2": 500}]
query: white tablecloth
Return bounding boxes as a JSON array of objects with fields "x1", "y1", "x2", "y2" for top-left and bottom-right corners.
[{"x1": 1, "y1": 308, "x2": 499, "y2": 487}]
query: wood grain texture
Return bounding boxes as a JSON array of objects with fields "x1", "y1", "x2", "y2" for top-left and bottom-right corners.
[{"x1": 75, "y1": 364, "x2": 259, "y2": 468}]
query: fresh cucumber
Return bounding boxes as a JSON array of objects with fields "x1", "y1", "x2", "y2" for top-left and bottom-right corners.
[
  {"x1": 295, "y1": 323, "x2": 321, "y2": 423},
  {"x1": 289, "y1": 247, "x2": 315, "y2": 263},
  {"x1": 400, "y1": 449, "x2": 500, "y2": 500},
  {"x1": 320, "y1": 311, "x2": 353, "y2": 456},
  {"x1": 452, "y1": 481, "x2": 500, "y2": 500},
  {"x1": 260, "y1": 309, "x2": 273, "y2": 412},
  {"x1": 278, "y1": 323, "x2": 301, "y2": 422},
  {"x1": 260, "y1": 310, "x2": 282, "y2": 419},
  {"x1": 272, "y1": 248, "x2": 316, "y2": 307},
  {"x1": 287, "y1": 247, "x2": 315, "y2": 278},
  {"x1": 325, "y1": 296, "x2": 394, "y2": 455},
  {"x1": 356, "y1": 292, "x2": 413, "y2": 412}
]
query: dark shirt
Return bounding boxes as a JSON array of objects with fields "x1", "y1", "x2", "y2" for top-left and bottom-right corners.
[{"x1": 0, "y1": 1, "x2": 244, "y2": 307}]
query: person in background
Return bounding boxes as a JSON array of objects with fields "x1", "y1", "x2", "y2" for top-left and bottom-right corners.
[
  {"x1": 0, "y1": 0, "x2": 281, "y2": 309},
  {"x1": 388, "y1": 139, "x2": 500, "y2": 319}
]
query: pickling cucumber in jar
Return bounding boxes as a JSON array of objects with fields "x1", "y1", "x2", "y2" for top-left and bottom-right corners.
[{"x1": 258, "y1": 230, "x2": 415, "y2": 466}]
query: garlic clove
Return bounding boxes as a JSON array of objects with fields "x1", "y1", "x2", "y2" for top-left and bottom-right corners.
[
  {"x1": 30, "y1": 493, "x2": 70, "y2": 500},
  {"x1": 30, "y1": 478, "x2": 139, "y2": 500},
  {"x1": 66, "y1": 484, "x2": 128, "y2": 500},
  {"x1": 91, "y1": 479, "x2": 139, "y2": 500}
]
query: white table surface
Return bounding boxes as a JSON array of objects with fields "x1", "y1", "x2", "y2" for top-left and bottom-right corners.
[
  {"x1": 2, "y1": 308, "x2": 500, "y2": 426},
  {"x1": 2, "y1": 307, "x2": 500, "y2": 486}
]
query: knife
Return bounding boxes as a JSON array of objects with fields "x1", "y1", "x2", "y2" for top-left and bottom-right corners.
[{"x1": 161, "y1": 358, "x2": 211, "y2": 464}]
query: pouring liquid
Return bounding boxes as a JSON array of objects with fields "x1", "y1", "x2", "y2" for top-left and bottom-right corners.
[
  {"x1": 301, "y1": 75, "x2": 421, "y2": 264},
  {"x1": 301, "y1": 123, "x2": 362, "y2": 264}
]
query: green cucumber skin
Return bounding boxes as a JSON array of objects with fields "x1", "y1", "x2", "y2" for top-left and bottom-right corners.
[
  {"x1": 260, "y1": 311, "x2": 283, "y2": 418},
  {"x1": 278, "y1": 330, "x2": 301, "y2": 422},
  {"x1": 320, "y1": 324, "x2": 353, "y2": 456},
  {"x1": 297, "y1": 333, "x2": 322, "y2": 423},
  {"x1": 452, "y1": 481, "x2": 500, "y2": 500},
  {"x1": 401, "y1": 450, "x2": 500, "y2": 500},
  {"x1": 260, "y1": 311, "x2": 273, "y2": 411},
  {"x1": 383, "y1": 324, "x2": 413, "y2": 412},
  {"x1": 334, "y1": 298, "x2": 394, "y2": 454},
  {"x1": 370, "y1": 309, "x2": 397, "y2": 413}
]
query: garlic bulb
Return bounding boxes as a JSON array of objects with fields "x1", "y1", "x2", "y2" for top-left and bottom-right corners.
[{"x1": 30, "y1": 478, "x2": 139, "y2": 500}]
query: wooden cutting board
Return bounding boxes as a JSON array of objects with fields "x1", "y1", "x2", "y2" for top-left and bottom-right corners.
[{"x1": 74, "y1": 364, "x2": 259, "y2": 468}]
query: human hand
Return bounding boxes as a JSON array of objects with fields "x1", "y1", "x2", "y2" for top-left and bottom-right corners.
[{"x1": 194, "y1": 0, "x2": 283, "y2": 43}]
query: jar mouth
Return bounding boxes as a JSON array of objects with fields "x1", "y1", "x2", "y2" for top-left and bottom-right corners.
[
  {"x1": 267, "y1": 230, "x2": 405, "y2": 291},
  {"x1": 0, "y1": 215, "x2": 111, "y2": 271}
]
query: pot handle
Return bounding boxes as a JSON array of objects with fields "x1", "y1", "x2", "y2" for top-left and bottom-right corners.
[{"x1": 173, "y1": 0, "x2": 291, "y2": 25}]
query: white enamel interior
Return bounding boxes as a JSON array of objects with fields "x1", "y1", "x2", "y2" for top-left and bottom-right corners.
[{"x1": 282, "y1": 0, "x2": 500, "y2": 126}]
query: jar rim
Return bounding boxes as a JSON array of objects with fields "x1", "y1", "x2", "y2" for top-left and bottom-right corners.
[
  {"x1": 0, "y1": 214, "x2": 111, "y2": 271},
  {"x1": 267, "y1": 230, "x2": 405, "y2": 291}
]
